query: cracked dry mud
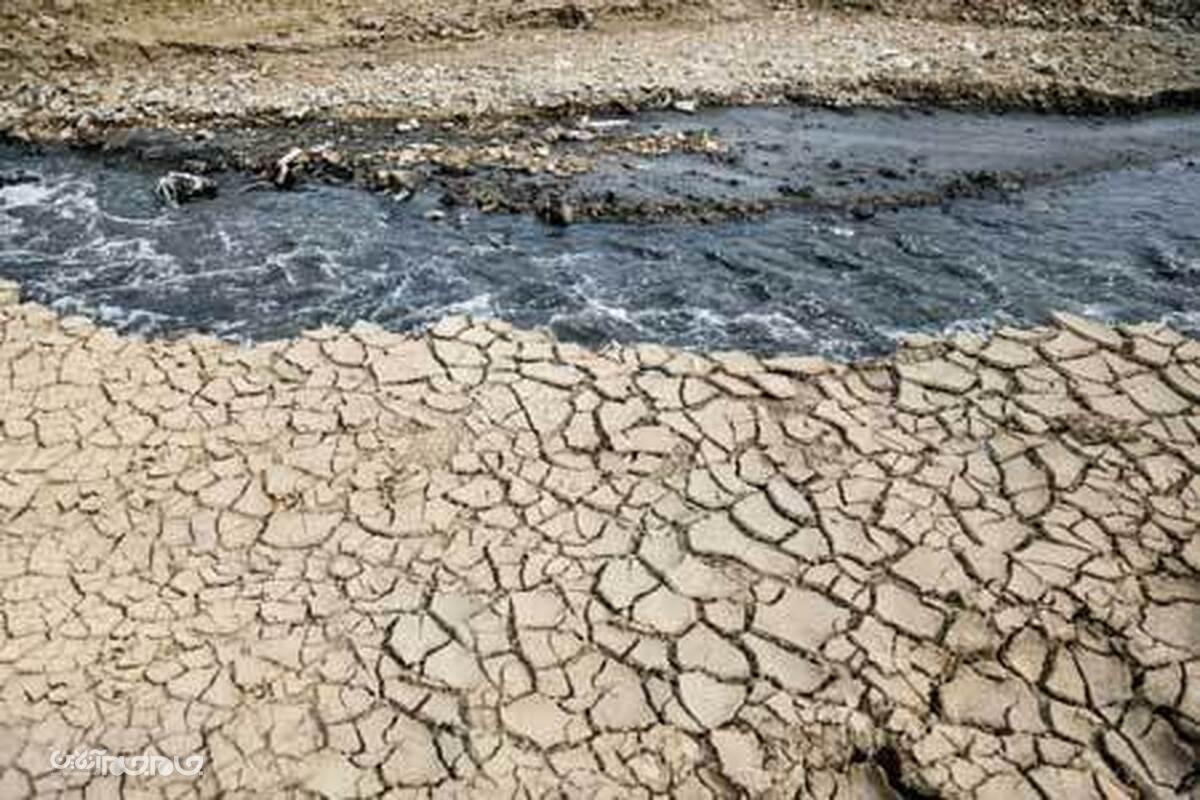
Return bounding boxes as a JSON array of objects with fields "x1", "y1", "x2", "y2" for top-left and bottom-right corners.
[{"x1": 0, "y1": 295, "x2": 1198, "y2": 798}]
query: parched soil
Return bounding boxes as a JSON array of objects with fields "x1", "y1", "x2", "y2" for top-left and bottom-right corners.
[{"x1": 0, "y1": 287, "x2": 1198, "y2": 797}]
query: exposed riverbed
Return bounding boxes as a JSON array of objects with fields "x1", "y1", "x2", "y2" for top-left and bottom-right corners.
[{"x1": 2, "y1": 107, "x2": 1199, "y2": 358}]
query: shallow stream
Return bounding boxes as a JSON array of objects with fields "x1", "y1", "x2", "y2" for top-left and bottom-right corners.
[{"x1": 2, "y1": 107, "x2": 1199, "y2": 357}]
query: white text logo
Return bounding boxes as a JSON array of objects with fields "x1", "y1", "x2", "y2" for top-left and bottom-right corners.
[{"x1": 49, "y1": 750, "x2": 204, "y2": 777}]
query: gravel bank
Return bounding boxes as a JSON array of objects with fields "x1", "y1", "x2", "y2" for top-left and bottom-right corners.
[{"x1": 2, "y1": 4, "x2": 1199, "y2": 142}]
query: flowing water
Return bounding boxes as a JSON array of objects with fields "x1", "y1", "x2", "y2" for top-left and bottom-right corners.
[{"x1": 2, "y1": 107, "x2": 1199, "y2": 358}]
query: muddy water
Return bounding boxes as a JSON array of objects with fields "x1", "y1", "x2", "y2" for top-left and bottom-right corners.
[{"x1": 1, "y1": 107, "x2": 1199, "y2": 358}]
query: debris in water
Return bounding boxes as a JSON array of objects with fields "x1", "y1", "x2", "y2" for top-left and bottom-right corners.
[
  {"x1": 155, "y1": 171, "x2": 217, "y2": 206},
  {"x1": 274, "y1": 147, "x2": 308, "y2": 188}
]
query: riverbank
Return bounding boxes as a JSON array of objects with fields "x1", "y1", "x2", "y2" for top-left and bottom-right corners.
[
  {"x1": 3, "y1": 1, "x2": 1197, "y2": 228},
  {"x1": 3, "y1": 1, "x2": 1199, "y2": 145},
  {"x1": 0, "y1": 284, "x2": 1197, "y2": 797}
]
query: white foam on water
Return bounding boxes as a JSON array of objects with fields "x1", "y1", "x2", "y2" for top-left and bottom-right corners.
[
  {"x1": 47, "y1": 296, "x2": 173, "y2": 334},
  {"x1": 881, "y1": 314, "x2": 1000, "y2": 345},
  {"x1": 435, "y1": 292, "x2": 497, "y2": 318},
  {"x1": 1160, "y1": 309, "x2": 1200, "y2": 330},
  {"x1": 0, "y1": 179, "x2": 57, "y2": 209},
  {"x1": 261, "y1": 245, "x2": 351, "y2": 287},
  {"x1": 548, "y1": 293, "x2": 641, "y2": 341}
]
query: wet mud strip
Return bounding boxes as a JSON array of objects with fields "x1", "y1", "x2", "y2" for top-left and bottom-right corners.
[{"x1": 15, "y1": 105, "x2": 1200, "y2": 223}]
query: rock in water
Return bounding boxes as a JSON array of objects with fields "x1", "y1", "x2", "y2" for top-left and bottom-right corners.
[
  {"x1": 372, "y1": 168, "x2": 420, "y2": 200},
  {"x1": 156, "y1": 171, "x2": 217, "y2": 206},
  {"x1": 538, "y1": 194, "x2": 575, "y2": 226}
]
